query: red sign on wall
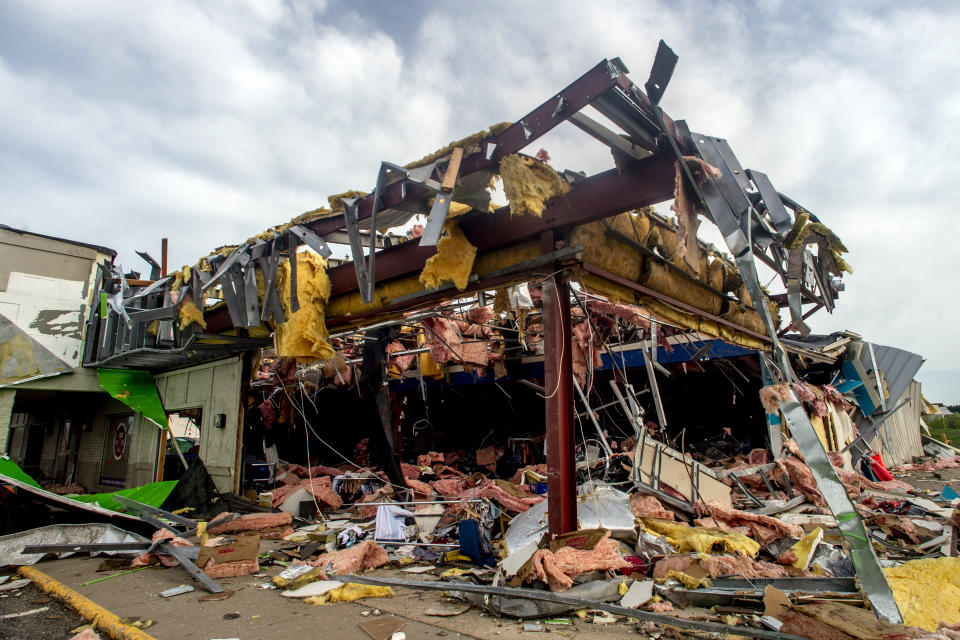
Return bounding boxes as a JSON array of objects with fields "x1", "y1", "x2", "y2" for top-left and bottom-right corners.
[{"x1": 99, "y1": 415, "x2": 132, "y2": 488}]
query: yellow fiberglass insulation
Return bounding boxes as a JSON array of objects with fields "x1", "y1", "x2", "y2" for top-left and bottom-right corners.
[
  {"x1": 419, "y1": 221, "x2": 477, "y2": 291},
  {"x1": 304, "y1": 583, "x2": 393, "y2": 605},
  {"x1": 498, "y1": 154, "x2": 570, "y2": 217},
  {"x1": 405, "y1": 122, "x2": 511, "y2": 170},
  {"x1": 274, "y1": 251, "x2": 334, "y2": 362},
  {"x1": 660, "y1": 570, "x2": 711, "y2": 590},
  {"x1": 883, "y1": 556, "x2": 960, "y2": 631},
  {"x1": 643, "y1": 261, "x2": 724, "y2": 315},
  {"x1": 327, "y1": 190, "x2": 366, "y2": 211},
  {"x1": 570, "y1": 211, "x2": 650, "y2": 282},
  {"x1": 177, "y1": 296, "x2": 207, "y2": 330},
  {"x1": 641, "y1": 518, "x2": 760, "y2": 557}
]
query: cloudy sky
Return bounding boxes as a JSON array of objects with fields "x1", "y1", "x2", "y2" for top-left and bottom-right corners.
[{"x1": 2, "y1": 1, "x2": 958, "y2": 401}]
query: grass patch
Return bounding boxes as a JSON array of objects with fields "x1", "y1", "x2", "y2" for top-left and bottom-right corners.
[{"x1": 924, "y1": 414, "x2": 960, "y2": 447}]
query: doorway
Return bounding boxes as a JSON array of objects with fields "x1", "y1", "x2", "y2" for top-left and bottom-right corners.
[{"x1": 164, "y1": 408, "x2": 202, "y2": 479}]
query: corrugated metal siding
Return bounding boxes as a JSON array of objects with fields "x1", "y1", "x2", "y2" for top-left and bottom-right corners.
[
  {"x1": 869, "y1": 380, "x2": 925, "y2": 467},
  {"x1": 853, "y1": 343, "x2": 924, "y2": 435}
]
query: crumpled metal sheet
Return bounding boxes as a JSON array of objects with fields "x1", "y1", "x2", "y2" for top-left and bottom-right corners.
[
  {"x1": 575, "y1": 485, "x2": 636, "y2": 534},
  {"x1": 778, "y1": 392, "x2": 902, "y2": 622},
  {"x1": 702, "y1": 162, "x2": 902, "y2": 621},
  {"x1": 0, "y1": 523, "x2": 148, "y2": 566},
  {"x1": 504, "y1": 485, "x2": 635, "y2": 555}
]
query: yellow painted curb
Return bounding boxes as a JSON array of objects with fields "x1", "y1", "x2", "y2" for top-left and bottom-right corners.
[{"x1": 17, "y1": 565, "x2": 158, "y2": 640}]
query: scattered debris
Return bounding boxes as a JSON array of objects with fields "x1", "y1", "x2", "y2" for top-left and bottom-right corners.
[{"x1": 2, "y1": 39, "x2": 956, "y2": 638}]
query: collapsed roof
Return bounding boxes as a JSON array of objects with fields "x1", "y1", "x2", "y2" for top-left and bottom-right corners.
[{"x1": 83, "y1": 42, "x2": 849, "y2": 373}]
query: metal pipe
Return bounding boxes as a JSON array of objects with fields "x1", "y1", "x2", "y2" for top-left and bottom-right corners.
[
  {"x1": 542, "y1": 272, "x2": 576, "y2": 536},
  {"x1": 573, "y1": 378, "x2": 614, "y2": 459}
]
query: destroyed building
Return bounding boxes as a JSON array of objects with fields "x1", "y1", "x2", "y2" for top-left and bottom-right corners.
[{"x1": 1, "y1": 42, "x2": 958, "y2": 640}]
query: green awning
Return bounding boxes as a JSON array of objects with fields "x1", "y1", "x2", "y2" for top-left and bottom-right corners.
[
  {"x1": 0, "y1": 456, "x2": 42, "y2": 489},
  {"x1": 97, "y1": 368, "x2": 169, "y2": 429},
  {"x1": 69, "y1": 480, "x2": 178, "y2": 512}
]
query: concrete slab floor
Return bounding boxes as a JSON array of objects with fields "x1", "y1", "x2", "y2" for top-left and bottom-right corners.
[{"x1": 30, "y1": 556, "x2": 656, "y2": 640}]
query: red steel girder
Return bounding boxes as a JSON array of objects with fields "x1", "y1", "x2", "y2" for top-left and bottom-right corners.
[
  {"x1": 326, "y1": 153, "x2": 676, "y2": 298},
  {"x1": 304, "y1": 59, "x2": 633, "y2": 241},
  {"x1": 542, "y1": 271, "x2": 577, "y2": 536}
]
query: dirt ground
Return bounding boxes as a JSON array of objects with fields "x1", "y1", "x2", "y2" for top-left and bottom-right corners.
[
  {"x1": 896, "y1": 467, "x2": 960, "y2": 494},
  {"x1": 0, "y1": 581, "x2": 84, "y2": 640},
  {"x1": 27, "y1": 553, "x2": 660, "y2": 640}
]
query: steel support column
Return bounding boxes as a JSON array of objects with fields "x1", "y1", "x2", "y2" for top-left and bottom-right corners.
[{"x1": 542, "y1": 272, "x2": 576, "y2": 536}]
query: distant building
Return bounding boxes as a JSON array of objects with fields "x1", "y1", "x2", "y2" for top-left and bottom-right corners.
[{"x1": 0, "y1": 225, "x2": 120, "y2": 487}]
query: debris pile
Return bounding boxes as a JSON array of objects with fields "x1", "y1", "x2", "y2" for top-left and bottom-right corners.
[{"x1": 2, "y1": 41, "x2": 955, "y2": 640}]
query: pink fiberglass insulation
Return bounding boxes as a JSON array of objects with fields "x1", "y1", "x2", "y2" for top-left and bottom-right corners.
[
  {"x1": 270, "y1": 482, "x2": 301, "y2": 505},
  {"x1": 748, "y1": 449, "x2": 771, "y2": 465},
  {"x1": 894, "y1": 456, "x2": 960, "y2": 472},
  {"x1": 460, "y1": 340, "x2": 490, "y2": 367},
  {"x1": 653, "y1": 554, "x2": 696, "y2": 580},
  {"x1": 309, "y1": 539, "x2": 389, "y2": 576},
  {"x1": 468, "y1": 305, "x2": 495, "y2": 325},
  {"x1": 354, "y1": 486, "x2": 395, "y2": 519},
  {"x1": 272, "y1": 476, "x2": 342, "y2": 510},
  {"x1": 699, "y1": 554, "x2": 789, "y2": 578},
  {"x1": 422, "y1": 316, "x2": 462, "y2": 364},
  {"x1": 775, "y1": 456, "x2": 826, "y2": 507},
  {"x1": 759, "y1": 384, "x2": 792, "y2": 413},
  {"x1": 692, "y1": 517, "x2": 751, "y2": 537},
  {"x1": 457, "y1": 318, "x2": 493, "y2": 339},
  {"x1": 696, "y1": 500, "x2": 804, "y2": 545},
  {"x1": 476, "y1": 480, "x2": 544, "y2": 514},
  {"x1": 405, "y1": 477, "x2": 435, "y2": 498},
  {"x1": 571, "y1": 320, "x2": 601, "y2": 388},
  {"x1": 437, "y1": 465, "x2": 466, "y2": 478},
  {"x1": 386, "y1": 340, "x2": 417, "y2": 372},
  {"x1": 298, "y1": 477, "x2": 344, "y2": 509},
  {"x1": 587, "y1": 300, "x2": 652, "y2": 329},
  {"x1": 202, "y1": 558, "x2": 259, "y2": 578},
  {"x1": 209, "y1": 511, "x2": 293, "y2": 535},
  {"x1": 418, "y1": 451, "x2": 445, "y2": 467},
  {"x1": 631, "y1": 494, "x2": 675, "y2": 520},
  {"x1": 401, "y1": 463, "x2": 421, "y2": 479},
  {"x1": 131, "y1": 529, "x2": 193, "y2": 568},
  {"x1": 793, "y1": 383, "x2": 816, "y2": 404},
  {"x1": 527, "y1": 531, "x2": 632, "y2": 591},
  {"x1": 510, "y1": 464, "x2": 547, "y2": 484},
  {"x1": 285, "y1": 463, "x2": 340, "y2": 478}
]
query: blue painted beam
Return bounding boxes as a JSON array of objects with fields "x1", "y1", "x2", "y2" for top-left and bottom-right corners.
[{"x1": 388, "y1": 339, "x2": 756, "y2": 392}]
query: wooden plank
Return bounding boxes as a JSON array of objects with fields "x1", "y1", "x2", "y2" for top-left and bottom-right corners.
[
  {"x1": 635, "y1": 440, "x2": 732, "y2": 507},
  {"x1": 441, "y1": 147, "x2": 463, "y2": 191}
]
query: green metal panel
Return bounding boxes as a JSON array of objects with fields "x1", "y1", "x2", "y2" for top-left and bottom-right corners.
[
  {"x1": 69, "y1": 480, "x2": 177, "y2": 512},
  {"x1": 0, "y1": 455, "x2": 42, "y2": 488},
  {"x1": 96, "y1": 368, "x2": 169, "y2": 429}
]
